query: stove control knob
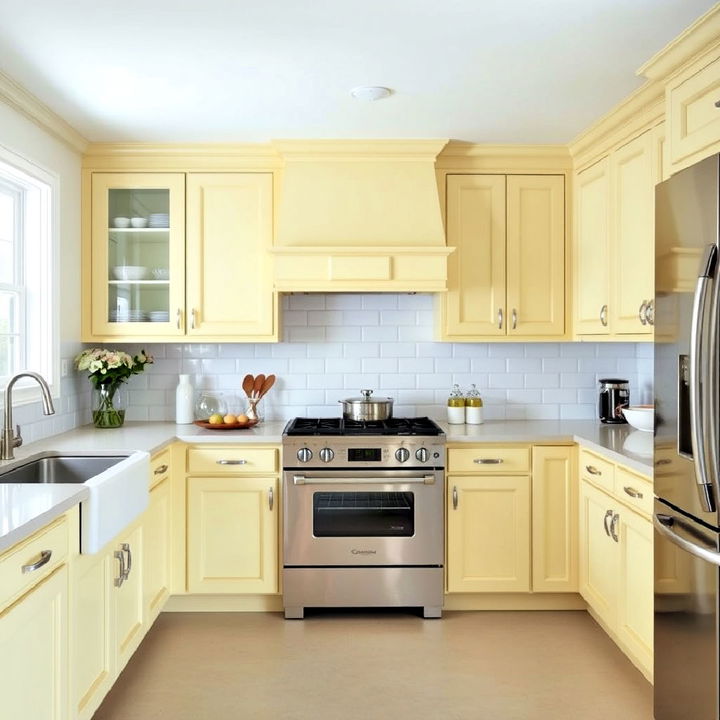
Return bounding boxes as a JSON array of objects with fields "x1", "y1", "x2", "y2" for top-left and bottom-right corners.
[
  {"x1": 395, "y1": 447, "x2": 410, "y2": 463},
  {"x1": 297, "y1": 447, "x2": 313, "y2": 463},
  {"x1": 415, "y1": 447, "x2": 429, "y2": 463},
  {"x1": 319, "y1": 447, "x2": 335, "y2": 463}
]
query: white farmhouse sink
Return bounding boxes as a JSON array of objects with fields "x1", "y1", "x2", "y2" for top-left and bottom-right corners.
[{"x1": 0, "y1": 450, "x2": 150, "y2": 553}]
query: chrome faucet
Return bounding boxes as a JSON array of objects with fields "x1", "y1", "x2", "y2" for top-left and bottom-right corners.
[{"x1": 1, "y1": 372, "x2": 55, "y2": 460}]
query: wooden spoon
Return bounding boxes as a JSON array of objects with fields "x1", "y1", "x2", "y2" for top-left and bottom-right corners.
[
  {"x1": 257, "y1": 374, "x2": 275, "y2": 400},
  {"x1": 242, "y1": 374, "x2": 254, "y2": 399},
  {"x1": 252, "y1": 374, "x2": 266, "y2": 399}
]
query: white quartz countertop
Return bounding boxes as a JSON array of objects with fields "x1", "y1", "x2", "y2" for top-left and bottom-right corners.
[{"x1": 0, "y1": 418, "x2": 652, "y2": 554}]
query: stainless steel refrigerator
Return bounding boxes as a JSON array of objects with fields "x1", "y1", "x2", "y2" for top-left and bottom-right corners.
[{"x1": 654, "y1": 153, "x2": 720, "y2": 719}]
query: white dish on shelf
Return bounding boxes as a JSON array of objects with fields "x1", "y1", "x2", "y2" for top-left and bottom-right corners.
[
  {"x1": 112, "y1": 265, "x2": 148, "y2": 281},
  {"x1": 130, "y1": 217, "x2": 148, "y2": 228},
  {"x1": 112, "y1": 217, "x2": 130, "y2": 228},
  {"x1": 621, "y1": 405, "x2": 654, "y2": 432},
  {"x1": 148, "y1": 311, "x2": 170, "y2": 322},
  {"x1": 151, "y1": 268, "x2": 169, "y2": 280}
]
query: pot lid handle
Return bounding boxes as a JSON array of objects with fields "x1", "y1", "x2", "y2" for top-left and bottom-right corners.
[{"x1": 361, "y1": 389, "x2": 373, "y2": 398}]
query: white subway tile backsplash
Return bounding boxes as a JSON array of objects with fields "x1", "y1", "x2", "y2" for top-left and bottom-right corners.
[{"x1": 85, "y1": 293, "x2": 655, "y2": 424}]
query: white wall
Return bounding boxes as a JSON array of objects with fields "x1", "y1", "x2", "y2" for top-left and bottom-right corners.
[
  {"x1": 0, "y1": 100, "x2": 88, "y2": 443},
  {"x1": 113, "y1": 293, "x2": 653, "y2": 423}
]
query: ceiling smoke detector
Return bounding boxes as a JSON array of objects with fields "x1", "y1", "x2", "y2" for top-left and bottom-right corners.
[{"x1": 350, "y1": 86, "x2": 392, "y2": 101}]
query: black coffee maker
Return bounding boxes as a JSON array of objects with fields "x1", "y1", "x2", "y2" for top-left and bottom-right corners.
[{"x1": 598, "y1": 378, "x2": 629, "y2": 424}]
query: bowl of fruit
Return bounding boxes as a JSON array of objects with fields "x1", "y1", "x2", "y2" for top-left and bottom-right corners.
[{"x1": 194, "y1": 412, "x2": 258, "y2": 430}]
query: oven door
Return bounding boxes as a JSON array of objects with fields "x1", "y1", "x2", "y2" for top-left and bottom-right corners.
[{"x1": 283, "y1": 469, "x2": 444, "y2": 567}]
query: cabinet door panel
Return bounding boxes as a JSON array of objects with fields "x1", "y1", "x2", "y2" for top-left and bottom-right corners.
[
  {"x1": 532, "y1": 446, "x2": 577, "y2": 592},
  {"x1": 90, "y1": 172, "x2": 186, "y2": 338},
  {"x1": 144, "y1": 477, "x2": 171, "y2": 623},
  {"x1": 114, "y1": 524, "x2": 144, "y2": 671},
  {"x1": 579, "y1": 480, "x2": 617, "y2": 627},
  {"x1": 574, "y1": 159, "x2": 610, "y2": 334},
  {"x1": 444, "y1": 175, "x2": 506, "y2": 337},
  {"x1": 186, "y1": 173, "x2": 274, "y2": 337},
  {"x1": 187, "y1": 476, "x2": 278, "y2": 594},
  {"x1": 617, "y1": 508, "x2": 653, "y2": 671},
  {"x1": 72, "y1": 552, "x2": 114, "y2": 720},
  {"x1": 447, "y1": 475, "x2": 531, "y2": 593},
  {"x1": 506, "y1": 175, "x2": 565, "y2": 336},
  {"x1": 611, "y1": 132, "x2": 654, "y2": 334},
  {"x1": 0, "y1": 567, "x2": 68, "y2": 720}
]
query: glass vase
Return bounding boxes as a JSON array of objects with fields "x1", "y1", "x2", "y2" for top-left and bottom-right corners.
[{"x1": 93, "y1": 384, "x2": 126, "y2": 429}]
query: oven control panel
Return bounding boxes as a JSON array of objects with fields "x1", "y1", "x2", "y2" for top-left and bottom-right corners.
[{"x1": 284, "y1": 437, "x2": 446, "y2": 470}]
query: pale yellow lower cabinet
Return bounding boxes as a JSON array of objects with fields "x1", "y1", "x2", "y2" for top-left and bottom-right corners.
[
  {"x1": 143, "y1": 475, "x2": 172, "y2": 624},
  {"x1": 531, "y1": 446, "x2": 577, "y2": 592},
  {"x1": 187, "y1": 475, "x2": 278, "y2": 594},
  {"x1": 447, "y1": 474, "x2": 531, "y2": 592},
  {"x1": 114, "y1": 523, "x2": 144, "y2": 669},
  {"x1": 0, "y1": 566, "x2": 69, "y2": 720},
  {"x1": 579, "y1": 475, "x2": 653, "y2": 680}
]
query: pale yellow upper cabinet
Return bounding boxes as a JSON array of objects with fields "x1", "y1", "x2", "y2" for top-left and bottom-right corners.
[
  {"x1": 86, "y1": 171, "x2": 277, "y2": 342},
  {"x1": 574, "y1": 158, "x2": 610, "y2": 335},
  {"x1": 441, "y1": 173, "x2": 565, "y2": 340},
  {"x1": 667, "y1": 51, "x2": 720, "y2": 174},
  {"x1": 506, "y1": 175, "x2": 565, "y2": 337},
  {"x1": 444, "y1": 174, "x2": 506, "y2": 337},
  {"x1": 90, "y1": 173, "x2": 186, "y2": 338},
  {"x1": 186, "y1": 173, "x2": 274, "y2": 337},
  {"x1": 610, "y1": 131, "x2": 654, "y2": 334}
]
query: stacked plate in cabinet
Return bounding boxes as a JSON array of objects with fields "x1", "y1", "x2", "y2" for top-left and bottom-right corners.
[
  {"x1": 109, "y1": 310, "x2": 148, "y2": 323},
  {"x1": 148, "y1": 213, "x2": 169, "y2": 228},
  {"x1": 148, "y1": 311, "x2": 169, "y2": 322}
]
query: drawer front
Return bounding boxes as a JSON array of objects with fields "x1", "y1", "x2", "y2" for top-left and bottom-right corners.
[
  {"x1": 187, "y1": 446, "x2": 278, "y2": 475},
  {"x1": 150, "y1": 447, "x2": 172, "y2": 489},
  {"x1": 579, "y1": 449, "x2": 615, "y2": 493},
  {"x1": 615, "y1": 466, "x2": 653, "y2": 517},
  {"x1": 0, "y1": 516, "x2": 69, "y2": 611},
  {"x1": 448, "y1": 446, "x2": 530, "y2": 474},
  {"x1": 669, "y1": 54, "x2": 720, "y2": 168}
]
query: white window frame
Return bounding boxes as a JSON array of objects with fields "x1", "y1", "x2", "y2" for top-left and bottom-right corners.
[{"x1": 0, "y1": 143, "x2": 58, "y2": 405}]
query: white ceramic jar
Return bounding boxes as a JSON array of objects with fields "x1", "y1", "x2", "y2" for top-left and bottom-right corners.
[{"x1": 175, "y1": 374, "x2": 194, "y2": 424}]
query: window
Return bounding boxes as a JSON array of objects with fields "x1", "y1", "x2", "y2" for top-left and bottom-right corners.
[{"x1": 0, "y1": 147, "x2": 55, "y2": 396}]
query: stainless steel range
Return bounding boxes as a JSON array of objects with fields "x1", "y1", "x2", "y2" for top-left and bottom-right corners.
[{"x1": 282, "y1": 417, "x2": 445, "y2": 619}]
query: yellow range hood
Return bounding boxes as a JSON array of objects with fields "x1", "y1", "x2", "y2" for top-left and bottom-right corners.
[{"x1": 270, "y1": 140, "x2": 453, "y2": 292}]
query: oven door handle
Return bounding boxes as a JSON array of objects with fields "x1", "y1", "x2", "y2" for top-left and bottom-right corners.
[{"x1": 292, "y1": 474, "x2": 436, "y2": 485}]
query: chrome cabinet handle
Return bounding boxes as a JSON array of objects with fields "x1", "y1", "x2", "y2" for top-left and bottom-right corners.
[
  {"x1": 511, "y1": 308, "x2": 517, "y2": 330},
  {"x1": 217, "y1": 459, "x2": 247, "y2": 465},
  {"x1": 191, "y1": 308, "x2": 197, "y2": 329},
  {"x1": 610, "y1": 513, "x2": 620, "y2": 543},
  {"x1": 268, "y1": 487, "x2": 274, "y2": 511},
  {"x1": 689, "y1": 244, "x2": 718, "y2": 512},
  {"x1": 21, "y1": 549, "x2": 52, "y2": 574},
  {"x1": 715, "y1": 100, "x2": 720, "y2": 108},
  {"x1": 474, "y1": 458, "x2": 503, "y2": 464},
  {"x1": 655, "y1": 458, "x2": 671, "y2": 466},
  {"x1": 638, "y1": 301, "x2": 648, "y2": 325},
  {"x1": 600, "y1": 304, "x2": 608, "y2": 327},
  {"x1": 585, "y1": 465, "x2": 602, "y2": 476},
  {"x1": 114, "y1": 550, "x2": 125, "y2": 587},
  {"x1": 497, "y1": 308, "x2": 503, "y2": 330},
  {"x1": 623, "y1": 486, "x2": 643, "y2": 499},
  {"x1": 645, "y1": 299, "x2": 655, "y2": 326},
  {"x1": 121, "y1": 543, "x2": 132, "y2": 579},
  {"x1": 603, "y1": 509, "x2": 613, "y2": 537},
  {"x1": 154, "y1": 464, "x2": 168, "y2": 475},
  {"x1": 452, "y1": 485, "x2": 458, "y2": 510},
  {"x1": 176, "y1": 308, "x2": 182, "y2": 330}
]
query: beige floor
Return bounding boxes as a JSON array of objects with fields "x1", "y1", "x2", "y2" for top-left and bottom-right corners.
[{"x1": 94, "y1": 610, "x2": 652, "y2": 720}]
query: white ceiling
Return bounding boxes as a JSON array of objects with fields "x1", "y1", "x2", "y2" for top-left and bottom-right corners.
[{"x1": 0, "y1": 0, "x2": 716, "y2": 144}]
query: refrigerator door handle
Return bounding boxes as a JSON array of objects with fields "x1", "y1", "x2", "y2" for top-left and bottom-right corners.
[
  {"x1": 689, "y1": 243, "x2": 718, "y2": 512},
  {"x1": 654, "y1": 512, "x2": 720, "y2": 567}
]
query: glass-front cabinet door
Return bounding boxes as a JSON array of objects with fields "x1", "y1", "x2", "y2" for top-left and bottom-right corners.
[{"x1": 91, "y1": 173, "x2": 185, "y2": 336}]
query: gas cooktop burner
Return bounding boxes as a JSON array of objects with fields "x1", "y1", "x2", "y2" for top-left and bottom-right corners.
[{"x1": 284, "y1": 416, "x2": 443, "y2": 437}]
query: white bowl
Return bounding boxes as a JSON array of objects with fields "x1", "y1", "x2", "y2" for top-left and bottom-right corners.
[
  {"x1": 112, "y1": 265, "x2": 148, "y2": 281},
  {"x1": 130, "y1": 217, "x2": 148, "y2": 228},
  {"x1": 112, "y1": 217, "x2": 130, "y2": 228},
  {"x1": 621, "y1": 406, "x2": 654, "y2": 432}
]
